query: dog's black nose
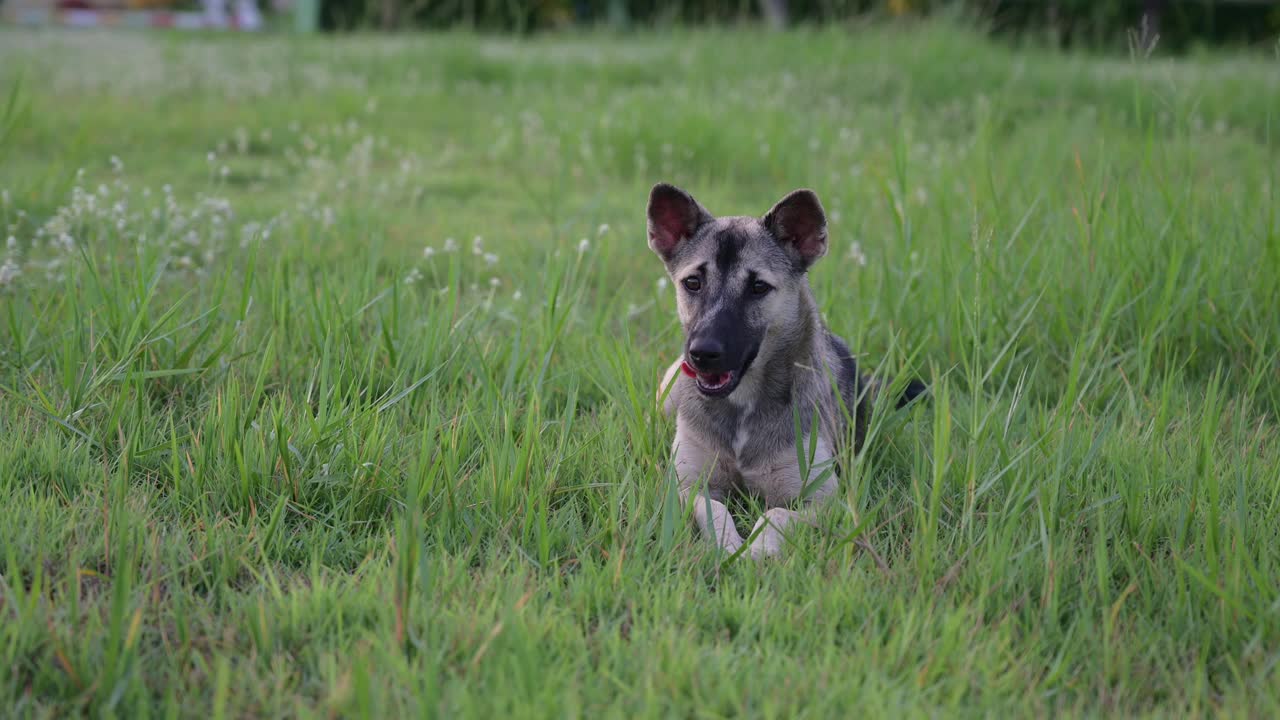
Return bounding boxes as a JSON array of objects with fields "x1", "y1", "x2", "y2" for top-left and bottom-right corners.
[{"x1": 688, "y1": 340, "x2": 724, "y2": 369}]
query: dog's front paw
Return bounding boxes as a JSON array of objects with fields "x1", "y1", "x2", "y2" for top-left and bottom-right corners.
[
  {"x1": 720, "y1": 537, "x2": 745, "y2": 556},
  {"x1": 706, "y1": 528, "x2": 744, "y2": 557},
  {"x1": 748, "y1": 515, "x2": 786, "y2": 560}
]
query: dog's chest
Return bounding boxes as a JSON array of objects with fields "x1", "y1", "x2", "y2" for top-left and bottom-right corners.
[
  {"x1": 730, "y1": 410, "x2": 753, "y2": 459},
  {"x1": 721, "y1": 396, "x2": 839, "y2": 502},
  {"x1": 721, "y1": 397, "x2": 765, "y2": 463},
  {"x1": 689, "y1": 400, "x2": 770, "y2": 462},
  {"x1": 720, "y1": 406, "x2": 798, "y2": 499},
  {"x1": 732, "y1": 421, "x2": 817, "y2": 504}
]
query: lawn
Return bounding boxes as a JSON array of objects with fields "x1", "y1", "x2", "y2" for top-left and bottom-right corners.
[{"x1": 1, "y1": 23, "x2": 1278, "y2": 717}]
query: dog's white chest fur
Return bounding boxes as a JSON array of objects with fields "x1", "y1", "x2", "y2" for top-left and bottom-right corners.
[
  {"x1": 732, "y1": 426, "x2": 751, "y2": 459},
  {"x1": 728, "y1": 387, "x2": 758, "y2": 460}
]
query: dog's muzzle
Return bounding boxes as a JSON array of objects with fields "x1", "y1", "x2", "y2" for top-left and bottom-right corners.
[{"x1": 682, "y1": 338, "x2": 758, "y2": 398}]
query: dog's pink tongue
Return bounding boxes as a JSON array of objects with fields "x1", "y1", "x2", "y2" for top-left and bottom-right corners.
[{"x1": 681, "y1": 362, "x2": 729, "y2": 387}]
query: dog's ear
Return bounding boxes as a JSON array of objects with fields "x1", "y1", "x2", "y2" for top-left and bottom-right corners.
[
  {"x1": 647, "y1": 183, "x2": 712, "y2": 260},
  {"x1": 764, "y1": 189, "x2": 827, "y2": 268}
]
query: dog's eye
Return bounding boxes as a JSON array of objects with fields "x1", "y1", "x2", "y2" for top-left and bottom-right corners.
[
  {"x1": 682, "y1": 277, "x2": 702, "y2": 293},
  {"x1": 750, "y1": 279, "x2": 773, "y2": 296}
]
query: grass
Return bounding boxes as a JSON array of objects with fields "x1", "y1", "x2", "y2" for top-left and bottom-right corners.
[{"x1": 1, "y1": 21, "x2": 1278, "y2": 717}]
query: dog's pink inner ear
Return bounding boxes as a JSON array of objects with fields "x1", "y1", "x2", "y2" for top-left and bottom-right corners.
[
  {"x1": 647, "y1": 184, "x2": 706, "y2": 258},
  {"x1": 765, "y1": 190, "x2": 828, "y2": 264}
]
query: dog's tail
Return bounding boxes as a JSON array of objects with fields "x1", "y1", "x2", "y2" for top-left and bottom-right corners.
[
  {"x1": 896, "y1": 379, "x2": 928, "y2": 409},
  {"x1": 861, "y1": 375, "x2": 928, "y2": 411}
]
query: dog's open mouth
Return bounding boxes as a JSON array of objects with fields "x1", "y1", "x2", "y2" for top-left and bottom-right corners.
[{"x1": 680, "y1": 362, "x2": 739, "y2": 397}]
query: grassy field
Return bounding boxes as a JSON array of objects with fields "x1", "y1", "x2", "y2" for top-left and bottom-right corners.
[{"x1": 1, "y1": 23, "x2": 1279, "y2": 717}]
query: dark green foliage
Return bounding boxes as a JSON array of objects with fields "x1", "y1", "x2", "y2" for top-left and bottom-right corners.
[{"x1": 317, "y1": 0, "x2": 1280, "y2": 50}]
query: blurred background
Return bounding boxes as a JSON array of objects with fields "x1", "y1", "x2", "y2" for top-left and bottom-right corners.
[{"x1": 2, "y1": 0, "x2": 1279, "y2": 48}]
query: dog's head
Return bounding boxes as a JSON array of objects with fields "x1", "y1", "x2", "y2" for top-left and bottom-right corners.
[{"x1": 647, "y1": 182, "x2": 828, "y2": 399}]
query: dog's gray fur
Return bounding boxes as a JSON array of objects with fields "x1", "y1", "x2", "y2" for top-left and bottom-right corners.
[{"x1": 648, "y1": 182, "x2": 921, "y2": 559}]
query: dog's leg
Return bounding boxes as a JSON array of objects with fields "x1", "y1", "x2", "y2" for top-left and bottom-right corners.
[
  {"x1": 673, "y1": 423, "x2": 743, "y2": 554},
  {"x1": 657, "y1": 358, "x2": 683, "y2": 418},
  {"x1": 682, "y1": 488, "x2": 744, "y2": 555}
]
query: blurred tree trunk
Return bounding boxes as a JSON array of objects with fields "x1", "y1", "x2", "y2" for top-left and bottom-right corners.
[{"x1": 759, "y1": 0, "x2": 786, "y2": 28}]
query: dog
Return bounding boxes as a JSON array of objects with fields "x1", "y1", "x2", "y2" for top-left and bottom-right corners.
[{"x1": 649, "y1": 183, "x2": 925, "y2": 560}]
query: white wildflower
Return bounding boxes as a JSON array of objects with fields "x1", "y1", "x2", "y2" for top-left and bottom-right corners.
[
  {"x1": 512, "y1": 290, "x2": 522, "y2": 301},
  {"x1": 404, "y1": 268, "x2": 423, "y2": 284},
  {"x1": 442, "y1": 237, "x2": 458, "y2": 252},
  {"x1": 577, "y1": 238, "x2": 590, "y2": 254},
  {"x1": 483, "y1": 252, "x2": 499, "y2": 266},
  {"x1": 207, "y1": 151, "x2": 216, "y2": 164},
  {"x1": 656, "y1": 276, "x2": 669, "y2": 292},
  {"x1": 0, "y1": 258, "x2": 20, "y2": 286},
  {"x1": 847, "y1": 242, "x2": 867, "y2": 267},
  {"x1": 422, "y1": 246, "x2": 435, "y2": 259},
  {"x1": 471, "y1": 236, "x2": 484, "y2": 255},
  {"x1": 110, "y1": 155, "x2": 124, "y2": 173},
  {"x1": 219, "y1": 166, "x2": 230, "y2": 179},
  {"x1": 597, "y1": 223, "x2": 610, "y2": 236},
  {"x1": 489, "y1": 277, "x2": 500, "y2": 287},
  {"x1": 5, "y1": 236, "x2": 15, "y2": 251}
]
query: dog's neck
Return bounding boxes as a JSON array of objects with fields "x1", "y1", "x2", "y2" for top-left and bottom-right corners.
[{"x1": 753, "y1": 283, "x2": 826, "y2": 407}]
